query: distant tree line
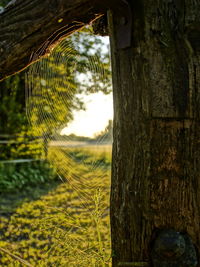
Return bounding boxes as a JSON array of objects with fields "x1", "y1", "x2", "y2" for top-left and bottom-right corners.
[
  {"x1": 94, "y1": 119, "x2": 113, "y2": 142},
  {"x1": 53, "y1": 120, "x2": 113, "y2": 143}
]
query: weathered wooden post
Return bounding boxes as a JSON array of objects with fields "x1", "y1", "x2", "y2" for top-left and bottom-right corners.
[{"x1": 108, "y1": 0, "x2": 200, "y2": 266}]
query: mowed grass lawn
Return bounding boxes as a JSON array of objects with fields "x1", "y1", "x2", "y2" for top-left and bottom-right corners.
[{"x1": 0, "y1": 145, "x2": 112, "y2": 266}]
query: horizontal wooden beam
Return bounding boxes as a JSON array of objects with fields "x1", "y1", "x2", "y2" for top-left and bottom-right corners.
[
  {"x1": 0, "y1": 0, "x2": 104, "y2": 81},
  {"x1": 0, "y1": 0, "x2": 200, "y2": 81}
]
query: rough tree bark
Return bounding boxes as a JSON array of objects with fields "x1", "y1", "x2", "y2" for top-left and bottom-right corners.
[{"x1": 109, "y1": 0, "x2": 200, "y2": 266}]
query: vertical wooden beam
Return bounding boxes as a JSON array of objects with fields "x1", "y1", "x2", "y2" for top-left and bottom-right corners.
[{"x1": 109, "y1": 1, "x2": 200, "y2": 266}]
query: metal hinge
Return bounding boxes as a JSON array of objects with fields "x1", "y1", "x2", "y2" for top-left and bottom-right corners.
[{"x1": 113, "y1": 0, "x2": 132, "y2": 49}]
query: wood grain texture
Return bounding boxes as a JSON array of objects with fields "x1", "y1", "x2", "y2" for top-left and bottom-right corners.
[
  {"x1": 0, "y1": 0, "x2": 104, "y2": 81},
  {"x1": 0, "y1": 0, "x2": 135, "y2": 81},
  {"x1": 109, "y1": 0, "x2": 200, "y2": 266}
]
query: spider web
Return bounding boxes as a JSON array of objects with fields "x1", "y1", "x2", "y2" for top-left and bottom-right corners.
[{"x1": 25, "y1": 28, "x2": 113, "y2": 208}]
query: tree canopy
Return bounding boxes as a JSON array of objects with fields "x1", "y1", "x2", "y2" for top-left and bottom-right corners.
[
  {"x1": 0, "y1": 21, "x2": 111, "y2": 159},
  {"x1": 26, "y1": 28, "x2": 111, "y2": 137}
]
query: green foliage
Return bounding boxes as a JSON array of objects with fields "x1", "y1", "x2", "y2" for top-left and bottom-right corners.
[
  {"x1": 27, "y1": 29, "x2": 111, "y2": 137},
  {"x1": 0, "y1": 27, "x2": 111, "y2": 202},
  {"x1": 0, "y1": 133, "x2": 44, "y2": 161},
  {"x1": 0, "y1": 0, "x2": 9, "y2": 7},
  {"x1": 67, "y1": 148, "x2": 111, "y2": 168},
  {"x1": 0, "y1": 161, "x2": 57, "y2": 193},
  {"x1": 27, "y1": 50, "x2": 78, "y2": 136},
  {"x1": 0, "y1": 24, "x2": 111, "y2": 160},
  {"x1": 71, "y1": 29, "x2": 111, "y2": 95},
  {"x1": 0, "y1": 148, "x2": 111, "y2": 266},
  {"x1": 0, "y1": 71, "x2": 45, "y2": 160},
  {"x1": 0, "y1": 74, "x2": 27, "y2": 134},
  {"x1": 0, "y1": 73, "x2": 39, "y2": 160}
]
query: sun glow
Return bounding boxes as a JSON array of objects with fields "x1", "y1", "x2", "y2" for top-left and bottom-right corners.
[{"x1": 61, "y1": 92, "x2": 113, "y2": 138}]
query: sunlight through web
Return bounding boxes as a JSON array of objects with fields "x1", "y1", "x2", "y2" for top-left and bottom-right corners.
[{"x1": 25, "y1": 27, "x2": 113, "y2": 207}]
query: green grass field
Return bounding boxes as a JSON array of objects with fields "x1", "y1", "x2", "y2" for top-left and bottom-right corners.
[{"x1": 0, "y1": 145, "x2": 112, "y2": 266}]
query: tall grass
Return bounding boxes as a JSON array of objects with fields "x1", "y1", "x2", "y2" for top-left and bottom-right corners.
[{"x1": 0, "y1": 145, "x2": 112, "y2": 266}]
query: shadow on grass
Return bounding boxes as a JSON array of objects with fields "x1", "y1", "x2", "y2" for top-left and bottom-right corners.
[{"x1": 0, "y1": 179, "x2": 61, "y2": 218}]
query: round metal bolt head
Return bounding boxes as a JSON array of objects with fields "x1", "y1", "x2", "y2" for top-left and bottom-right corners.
[{"x1": 153, "y1": 230, "x2": 186, "y2": 259}]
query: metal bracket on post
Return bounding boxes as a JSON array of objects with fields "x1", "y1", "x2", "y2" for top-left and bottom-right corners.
[
  {"x1": 151, "y1": 229, "x2": 198, "y2": 267},
  {"x1": 115, "y1": 0, "x2": 132, "y2": 49}
]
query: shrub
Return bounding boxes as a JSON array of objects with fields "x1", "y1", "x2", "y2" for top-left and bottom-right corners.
[{"x1": 0, "y1": 160, "x2": 57, "y2": 193}]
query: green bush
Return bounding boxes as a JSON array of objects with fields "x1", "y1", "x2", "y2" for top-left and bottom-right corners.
[{"x1": 0, "y1": 160, "x2": 57, "y2": 193}]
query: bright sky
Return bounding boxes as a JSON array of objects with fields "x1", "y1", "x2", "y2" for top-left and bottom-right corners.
[
  {"x1": 60, "y1": 35, "x2": 112, "y2": 138},
  {"x1": 61, "y1": 92, "x2": 113, "y2": 137}
]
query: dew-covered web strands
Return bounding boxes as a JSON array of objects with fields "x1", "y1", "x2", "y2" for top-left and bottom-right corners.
[{"x1": 25, "y1": 27, "x2": 113, "y2": 211}]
